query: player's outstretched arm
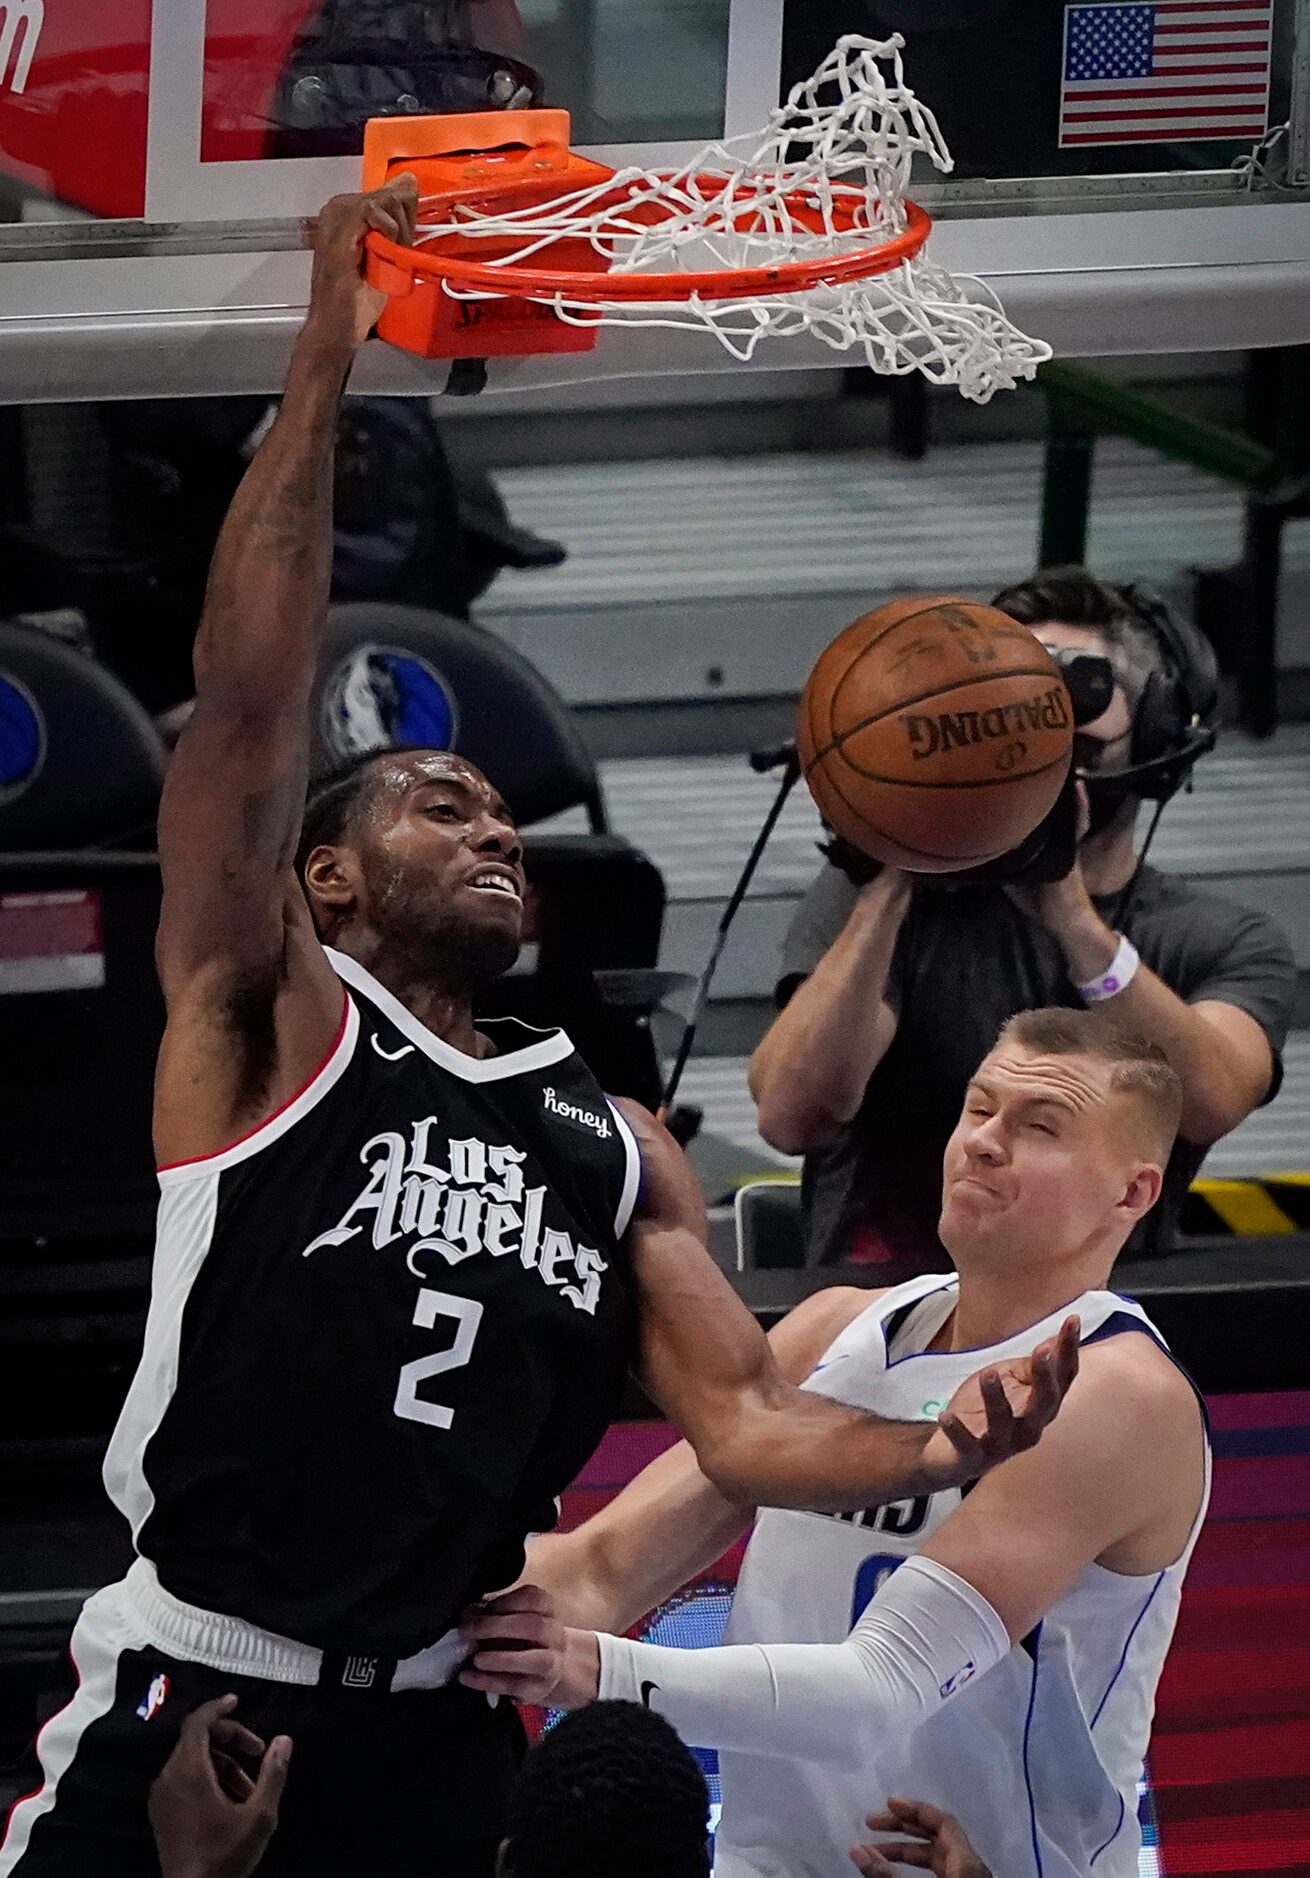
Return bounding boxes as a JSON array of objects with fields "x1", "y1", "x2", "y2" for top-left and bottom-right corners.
[
  {"x1": 613, "y1": 1101, "x2": 1076, "y2": 1512},
  {"x1": 463, "y1": 1337, "x2": 1204, "y2": 1766},
  {"x1": 519, "y1": 1286, "x2": 872, "y2": 1634},
  {"x1": 153, "y1": 180, "x2": 416, "y2": 1163}
]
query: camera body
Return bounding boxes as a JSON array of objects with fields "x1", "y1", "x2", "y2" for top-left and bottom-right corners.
[{"x1": 946, "y1": 649, "x2": 1114, "y2": 887}]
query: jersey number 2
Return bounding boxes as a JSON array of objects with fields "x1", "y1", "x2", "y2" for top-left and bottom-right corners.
[{"x1": 393, "y1": 1289, "x2": 484, "y2": 1431}]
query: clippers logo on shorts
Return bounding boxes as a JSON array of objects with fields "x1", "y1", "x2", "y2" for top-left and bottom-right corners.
[
  {"x1": 543, "y1": 1087, "x2": 612, "y2": 1139},
  {"x1": 320, "y1": 643, "x2": 458, "y2": 765},
  {"x1": 899, "y1": 686, "x2": 1071, "y2": 763},
  {"x1": 342, "y1": 1656, "x2": 379, "y2": 1690},
  {"x1": 301, "y1": 1117, "x2": 608, "y2": 1314},
  {"x1": 136, "y1": 1673, "x2": 170, "y2": 1721}
]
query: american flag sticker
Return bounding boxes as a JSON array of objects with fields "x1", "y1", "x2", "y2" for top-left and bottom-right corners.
[{"x1": 1059, "y1": 1, "x2": 1273, "y2": 147}]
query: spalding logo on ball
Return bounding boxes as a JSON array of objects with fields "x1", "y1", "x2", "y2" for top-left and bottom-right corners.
[{"x1": 797, "y1": 597, "x2": 1073, "y2": 872}]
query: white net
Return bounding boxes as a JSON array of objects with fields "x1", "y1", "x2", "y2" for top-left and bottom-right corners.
[{"x1": 414, "y1": 35, "x2": 1051, "y2": 403}]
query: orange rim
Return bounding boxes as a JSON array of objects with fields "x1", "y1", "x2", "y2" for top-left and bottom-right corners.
[{"x1": 365, "y1": 185, "x2": 932, "y2": 305}]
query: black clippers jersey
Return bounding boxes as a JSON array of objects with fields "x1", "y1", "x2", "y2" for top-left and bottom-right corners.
[{"x1": 105, "y1": 947, "x2": 640, "y2": 1656}]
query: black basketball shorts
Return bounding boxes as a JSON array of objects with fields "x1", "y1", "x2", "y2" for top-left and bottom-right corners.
[{"x1": 1, "y1": 1578, "x2": 524, "y2": 1878}]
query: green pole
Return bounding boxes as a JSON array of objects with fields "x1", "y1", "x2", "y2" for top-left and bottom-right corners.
[
  {"x1": 1039, "y1": 396, "x2": 1095, "y2": 566},
  {"x1": 1036, "y1": 361, "x2": 1279, "y2": 492}
]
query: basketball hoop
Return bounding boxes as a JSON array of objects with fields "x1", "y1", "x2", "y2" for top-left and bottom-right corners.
[{"x1": 362, "y1": 35, "x2": 1051, "y2": 402}]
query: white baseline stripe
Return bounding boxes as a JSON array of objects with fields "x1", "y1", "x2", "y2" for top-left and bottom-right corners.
[{"x1": 0, "y1": 1599, "x2": 124, "y2": 1874}]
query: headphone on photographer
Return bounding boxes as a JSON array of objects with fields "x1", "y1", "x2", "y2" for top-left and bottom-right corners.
[{"x1": 1093, "y1": 584, "x2": 1220, "y2": 803}]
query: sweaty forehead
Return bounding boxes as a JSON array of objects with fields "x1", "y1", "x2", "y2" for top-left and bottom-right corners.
[
  {"x1": 369, "y1": 751, "x2": 498, "y2": 806},
  {"x1": 974, "y1": 1045, "x2": 1111, "y2": 1113}
]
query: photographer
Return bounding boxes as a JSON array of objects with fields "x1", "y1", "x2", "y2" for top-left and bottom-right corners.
[{"x1": 751, "y1": 569, "x2": 1296, "y2": 1273}]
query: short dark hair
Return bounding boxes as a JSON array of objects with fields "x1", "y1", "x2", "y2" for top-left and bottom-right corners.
[
  {"x1": 990, "y1": 566, "x2": 1162, "y2": 708},
  {"x1": 293, "y1": 744, "x2": 437, "y2": 883},
  {"x1": 501, "y1": 1702, "x2": 711, "y2": 1878},
  {"x1": 995, "y1": 1006, "x2": 1183, "y2": 1161}
]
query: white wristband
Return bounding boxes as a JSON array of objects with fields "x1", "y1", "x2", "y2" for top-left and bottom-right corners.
[{"x1": 1077, "y1": 932, "x2": 1139, "y2": 1003}]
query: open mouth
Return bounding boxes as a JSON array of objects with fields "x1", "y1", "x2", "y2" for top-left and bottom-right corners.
[{"x1": 467, "y1": 870, "x2": 522, "y2": 903}]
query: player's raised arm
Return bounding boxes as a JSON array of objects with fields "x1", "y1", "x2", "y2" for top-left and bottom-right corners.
[
  {"x1": 612, "y1": 1102, "x2": 1077, "y2": 1512},
  {"x1": 156, "y1": 180, "x2": 416, "y2": 996},
  {"x1": 152, "y1": 181, "x2": 415, "y2": 1162}
]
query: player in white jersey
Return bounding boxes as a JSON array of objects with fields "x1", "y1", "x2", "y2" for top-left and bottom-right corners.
[{"x1": 462, "y1": 1007, "x2": 1211, "y2": 1878}]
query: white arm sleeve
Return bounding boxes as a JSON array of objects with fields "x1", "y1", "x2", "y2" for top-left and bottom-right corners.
[{"x1": 596, "y1": 1555, "x2": 1009, "y2": 1768}]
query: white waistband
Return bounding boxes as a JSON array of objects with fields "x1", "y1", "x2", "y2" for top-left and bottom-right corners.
[{"x1": 119, "y1": 1559, "x2": 465, "y2": 1692}]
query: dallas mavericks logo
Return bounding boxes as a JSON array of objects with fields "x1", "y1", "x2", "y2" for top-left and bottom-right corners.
[
  {"x1": 302, "y1": 1118, "x2": 607, "y2": 1315},
  {"x1": 136, "y1": 1673, "x2": 170, "y2": 1721},
  {"x1": 321, "y1": 644, "x2": 458, "y2": 764},
  {"x1": 0, "y1": 673, "x2": 46, "y2": 806}
]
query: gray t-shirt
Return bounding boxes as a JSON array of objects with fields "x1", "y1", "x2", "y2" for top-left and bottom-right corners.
[{"x1": 779, "y1": 863, "x2": 1297, "y2": 1273}]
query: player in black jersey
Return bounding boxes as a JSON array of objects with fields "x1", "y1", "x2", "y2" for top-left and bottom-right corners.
[{"x1": 1, "y1": 182, "x2": 1077, "y2": 1878}]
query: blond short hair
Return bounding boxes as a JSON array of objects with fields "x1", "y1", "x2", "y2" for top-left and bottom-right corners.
[{"x1": 995, "y1": 1007, "x2": 1183, "y2": 1163}]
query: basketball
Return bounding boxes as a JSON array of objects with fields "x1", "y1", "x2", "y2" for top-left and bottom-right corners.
[{"x1": 797, "y1": 596, "x2": 1074, "y2": 872}]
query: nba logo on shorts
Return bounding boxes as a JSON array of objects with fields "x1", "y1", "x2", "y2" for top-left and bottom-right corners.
[{"x1": 136, "y1": 1673, "x2": 170, "y2": 1721}]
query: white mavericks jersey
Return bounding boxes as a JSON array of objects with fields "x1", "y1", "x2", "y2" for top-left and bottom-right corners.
[{"x1": 713, "y1": 1276, "x2": 1211, "y2": 1878}]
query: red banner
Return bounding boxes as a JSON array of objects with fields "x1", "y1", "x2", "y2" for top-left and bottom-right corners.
[{"x1": 0, "y1": 0, "x2": 153, "y2": 218}]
